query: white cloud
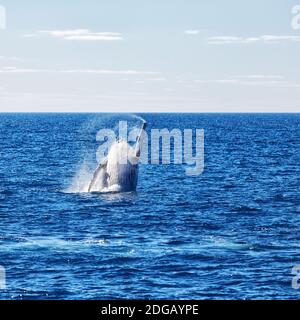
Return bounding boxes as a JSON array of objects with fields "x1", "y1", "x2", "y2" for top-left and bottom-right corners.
[
  {"x1": 64, "y1": 35, "x2": 121, "y2": 41},
  {"x1": 24, "y1": 29, "x2": 124, "y2": 41},
  {"x1": 207, "y1": 35, "x2": 300, "y2": 44},
  {"x1": 63, "y1": 69, "x2": 158, "y2": 75},
  {"x1": 195, "y1": 79, "x2": 239, "y2": 84},
  {"x1": 0, "y1": 67, "x2": 44, "y2": 73},
  {"x1": 0, "y1": 56, "x2": 22, "y2": 61},
  {"x1": 194, "y1": 75, "x2": 300, "y2": 88},
  {"x1": 261, "y1": 35, "x2": 300, "y2": 42},
  {"x1": 235, "y1": 75, "x2": 284, "y2": 80},
  {"x1": 148, "y1": 77, "x2": 166, "y2": 81},
  {"x1": 0, "y1": 67, "x2": 158, "y2": 75},
  {"x1": 185, "y1": 30, "x2": 200, "y2": 35},
  {"x1": 40, "y1": 29, "x2": 91, "y2": 37}
]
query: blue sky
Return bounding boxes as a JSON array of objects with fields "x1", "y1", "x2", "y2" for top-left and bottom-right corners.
[{"x1": 0, "y1": 0, "x2": 300, "y2": 112}]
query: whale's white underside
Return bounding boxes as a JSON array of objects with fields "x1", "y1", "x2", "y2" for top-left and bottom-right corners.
[
  {"x1": 88, "y1": 122, "x2": 146, "y2": 193},
  {"x1": 89, "y1": 140, "x2": 139, "y2": 193}
]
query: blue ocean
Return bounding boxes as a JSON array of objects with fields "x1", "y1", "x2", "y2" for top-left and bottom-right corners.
[{"x1": 0, "y1": 113, "x2": 300, "y2": 300}]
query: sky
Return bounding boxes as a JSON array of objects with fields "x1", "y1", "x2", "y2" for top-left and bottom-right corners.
[{"x1": 0, "y1": 0, "x2": 300, "y2": 112}]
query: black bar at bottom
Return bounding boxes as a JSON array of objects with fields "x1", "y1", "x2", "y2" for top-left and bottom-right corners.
[{"x1": 0, "y1": 300, "x2": 297, "y2": 319}]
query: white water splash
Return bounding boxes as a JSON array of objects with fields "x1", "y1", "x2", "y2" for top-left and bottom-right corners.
[
  {"x1": 64, "y1": 161, "x2": 92, "y2": 193},
  {"x1": 0, "y1": 237, "x2": 109, "y2": 251},
  {"x1": 131, "y1": 114, "x2": 146, "y2": 123}
]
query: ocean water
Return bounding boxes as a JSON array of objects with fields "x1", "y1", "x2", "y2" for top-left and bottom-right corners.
[{"x1": 0, "y1": 113, "x2": 300, "y2": 300}]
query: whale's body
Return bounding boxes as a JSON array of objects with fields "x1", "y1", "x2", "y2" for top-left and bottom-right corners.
[{"x1": 88, "y1": 122, "x2": 146, "y2": 193}]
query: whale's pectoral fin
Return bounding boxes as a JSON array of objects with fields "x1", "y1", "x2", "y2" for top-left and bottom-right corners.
[{"x1": 88, "y1": 159, "x2": 108, "y2": 192}]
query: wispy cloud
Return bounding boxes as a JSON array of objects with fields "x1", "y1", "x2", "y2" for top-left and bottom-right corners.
[
  {"x1": 195, "y1": 75, "x2": 300, "y2": 87},
  {"x1": 0, "y1": 67, "x2": 43, "y2": 73},
  {"x1": 207, "y1": 35, "x2": 300, "y2": 44},
  {"x1": 195, "y1": 79, "x2": 239, "y2": 84},
  {"x1": 64, "y1": 69, "x2": 158, "y2": 75},
  {"x1": 185, "y1": 30, "x2": 200, "y2": 35},
  {"x1": 0, "y1": 67, "x2": 158, "y2": 75},
  {"x1": 235, "y1": 75, "x2": 284, "y2": 80},
  {"x1": 24, "y1": 29, "x2": 124, "y2": 41},
  {"x1": 0, "y1": 56, "x2": 22, "y2": 61},
  {"x1": 148, "y1": 77, "x2": 166, "y2": 81}
]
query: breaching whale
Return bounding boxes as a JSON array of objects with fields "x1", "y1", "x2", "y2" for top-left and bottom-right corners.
[{"x1": 88, "y1": 121, "x2": 147, "y2": 193}]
